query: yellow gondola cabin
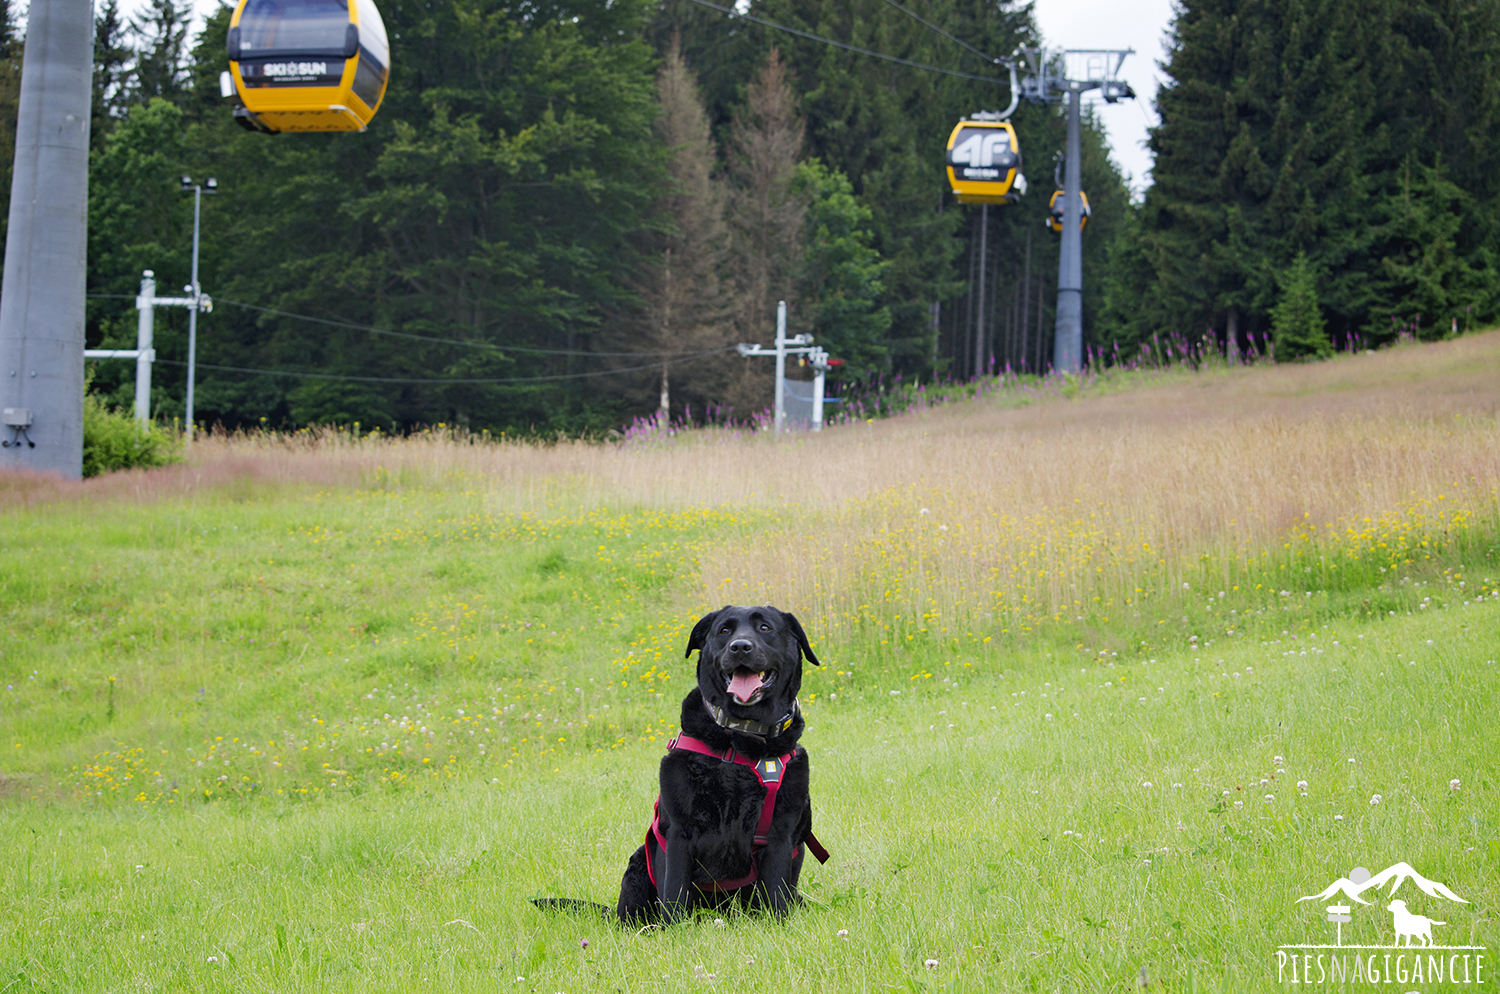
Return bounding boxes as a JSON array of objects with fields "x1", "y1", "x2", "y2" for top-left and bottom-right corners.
[
  {"x1": 945, "y1": 120, "x2": 1026, "y2": 204},
  {"x1": 1046, "y1": 189, "x2": 1091, "y2": 233},
  {"x1": 224, "y1": 0, "x2": 390, "y2": 133}
]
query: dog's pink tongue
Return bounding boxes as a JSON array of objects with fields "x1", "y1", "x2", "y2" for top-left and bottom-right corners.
[{"x1": 727, "y1": 670, "x2": 763, "y2": 704}]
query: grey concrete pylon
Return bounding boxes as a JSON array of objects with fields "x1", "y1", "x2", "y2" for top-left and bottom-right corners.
[
  {"x1": 0, "y1": 0, "x2": 93, "y2": 478},
  {"x1": 1053, "y1": 85, "x2": 1083, "y2": 375}
]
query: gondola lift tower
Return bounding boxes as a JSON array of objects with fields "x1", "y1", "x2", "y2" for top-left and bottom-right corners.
[{"x1": 1018, "y1": 46, "x2": 1134, "y2": 374}]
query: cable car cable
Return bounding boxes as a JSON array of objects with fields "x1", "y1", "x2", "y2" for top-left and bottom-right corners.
[
  {"x1": 879, "y1": 0, "x2": 1010, "y2": 68},
  {"x1": 680, "y1": 0, "x2": 1007, "y2": 84},
  {"x1": 213, "y1": 298, "x2": 728, "y2": 358},
  {"x1": 153, "y1": 345, "x2": 738, "y2": 385},
  {"x1": 85, "y1": 292, "x2": 725, "y2": 359}
]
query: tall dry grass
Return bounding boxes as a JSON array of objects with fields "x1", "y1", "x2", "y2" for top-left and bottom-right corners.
[{"x1": 8, "y1": 333, "x2": 1499, "y2": 641}]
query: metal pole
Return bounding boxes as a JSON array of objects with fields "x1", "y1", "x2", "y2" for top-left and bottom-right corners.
[
  {"x1": 812, "y1": 358, "x2": 825, "y2": 431},
  {"x1": 1054, "y1": 85, "x2": 1084, "y2": 374},
  {"x1": 973, "y1": 204, "x2": 989, "y2": 378},
  {"x1": 0, "y1": 0, "x2": 93, "y2": 478},
  {"x1": 1020, "y1": 228, "x2": 1031, "y2": 372},
  {"x1": 185, "y1": 185, "x2": 202, "y2": 442},
  {"x1": 134, "y1": 270, "x2": 155, "y2": 423},
  {"x1": 774, "y1": 300, "x2": 786, "y2": 435}
]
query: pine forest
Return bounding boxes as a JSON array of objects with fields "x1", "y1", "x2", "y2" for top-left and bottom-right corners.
[{"x1": 3, "y1": 0, "x2": 1492, "y2": 433}]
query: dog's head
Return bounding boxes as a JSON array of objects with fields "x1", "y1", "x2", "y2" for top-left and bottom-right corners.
[{"x1": 685, "y1": 605, "x2": 819, "y2": 721}]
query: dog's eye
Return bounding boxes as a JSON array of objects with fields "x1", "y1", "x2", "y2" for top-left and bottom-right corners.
[
  {"x1": 719, "y1": 626, "x2": 732, "y2": 635},
  {"x1": 759, "y1": 623, "x2": 771, "y2": 632}
]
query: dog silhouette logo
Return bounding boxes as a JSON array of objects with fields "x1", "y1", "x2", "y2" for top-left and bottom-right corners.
[
  {"x1": 1275, "y1": 860, "x2": 1487, "y2": 986},
  {"x1": 1387, "y1": 898, "x2": 1446, "y2": 947}
]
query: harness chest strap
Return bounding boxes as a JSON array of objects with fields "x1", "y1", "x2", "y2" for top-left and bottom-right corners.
[{"x1": 645, "y1": 732, "x2": 830, "y2": 893}]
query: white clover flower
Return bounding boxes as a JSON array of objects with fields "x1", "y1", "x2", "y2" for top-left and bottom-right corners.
[
  {"x1": 1334, "y1": 814, "x2": 1343, "y2": 821},
  {"x1": 1234, "y1": 800, "x2": 1244, "y2": 808},
  {"x1": 1265, "y1": 794, "x2": 1274, "y2": 803},
  {"x1": 837, "y1": 929, "x2": 849, "y2": 939},
  {"x1": 1274, "y1": 755, "x2": 1285, "y2": 765},
  {"x1": 1142, "y1": 781, "x2": 1152, "y2": 788},
  {"x1": 1370, "y1": 794, "x2": 1382, "y2": 805},
  {"x1": 1450, "y1": 778, "x2": 1461, "y2": 791},
  {"x1": 1297, "y1": 780, "x2": 1308, "y2": 790},
  {"x1": 925, "y1": 959, "x2": 939, "y2": 970}
]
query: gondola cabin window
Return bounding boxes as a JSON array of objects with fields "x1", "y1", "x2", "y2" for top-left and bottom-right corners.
[{"x1": 226, "y1": 0, "x2": 390, "y2": 133}]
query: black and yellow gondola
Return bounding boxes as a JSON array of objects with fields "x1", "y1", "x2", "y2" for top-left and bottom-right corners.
[
  {"x1": 1046, "y1": 189, "x2": 1091, "y2": 233},
  {"x1": 225, "y1": 0, "x2": 390, "y2": 133},
  {"x1": 945, "y1": 120, "x2": 1025, "y2": 204}
]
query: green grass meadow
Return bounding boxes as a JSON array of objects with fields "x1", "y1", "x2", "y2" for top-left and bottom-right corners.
[{"x1": 2, "y1": 373, "x2": 1499, "y2": 991}]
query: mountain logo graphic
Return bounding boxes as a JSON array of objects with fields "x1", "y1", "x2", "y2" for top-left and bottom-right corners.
[
  {"x1": 1275, "y1": 860, "x2": 1487, "y2": 986},
  {"x1": 1297, "y1": 862, "x2": 1469, "y2": 908}
]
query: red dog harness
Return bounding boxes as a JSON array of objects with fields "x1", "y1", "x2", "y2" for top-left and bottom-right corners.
[{"x1": 645, "y1": 733, "x2": 830, "y2": 893}]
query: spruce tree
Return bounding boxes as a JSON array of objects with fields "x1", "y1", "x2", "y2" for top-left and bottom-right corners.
[
  {"x1": 613, "y1": 35, "x2": 738, "y2": 422},
  {"x1": 1270, "y1": 252, "x2": 1331, "y2": 360},
  {"x1": 726, "y1": 48, "x2": 808, "y2": 343},
  {"x1": 0, "y1": 0, "x2": 20, "y2": 249},
  {"x1": 93, "y1": 0, "x2": 133, "y2": 145},
  {"x1": 128, "y1": 0, "x2": 193, "y2": 106}
]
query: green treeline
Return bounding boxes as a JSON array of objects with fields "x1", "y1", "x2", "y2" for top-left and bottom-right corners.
[
  {"x1": 67, "y1": 0, "x2": 1127, "y2": 434},
  {"x1": 0, "y1": 0, "x2": 1490, "y2": 433},
  {"x1": 1104, "y1": 0, "x2": 1500, "y2": 359}
]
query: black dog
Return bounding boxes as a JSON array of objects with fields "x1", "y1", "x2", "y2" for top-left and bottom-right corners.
[{"x1": 612, "y1": 604, "x2": 829, "y2": 923}]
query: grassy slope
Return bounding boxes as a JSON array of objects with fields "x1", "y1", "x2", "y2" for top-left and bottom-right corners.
[{"x1": 1, "y1": 344, "x2": 1498, "y2": 992}]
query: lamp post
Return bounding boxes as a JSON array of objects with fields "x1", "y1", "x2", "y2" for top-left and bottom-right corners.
[{"x1": 179, "y1": 175, "x2": 217, "y2": 441}]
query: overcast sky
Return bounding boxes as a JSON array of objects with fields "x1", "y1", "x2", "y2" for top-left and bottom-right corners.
[
  {"x1": 1031, "y1": 0, "x2": 1176, "y2": 195},
  {"x1": 123, "y1": 0, "x2": 1175, "y2": 194}
]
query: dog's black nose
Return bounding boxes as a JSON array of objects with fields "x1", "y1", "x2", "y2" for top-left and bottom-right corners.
[{"x1": 727, "y1": 638, "x2": 753, "y2": 656}]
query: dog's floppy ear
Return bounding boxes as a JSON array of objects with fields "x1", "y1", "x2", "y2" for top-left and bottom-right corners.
[
  {"x1": 780, "y1": 611, "x2": 820, "y2": 666},
  {"x1": 685, "y1": 606, "x2": 729, "y2": 659}
]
